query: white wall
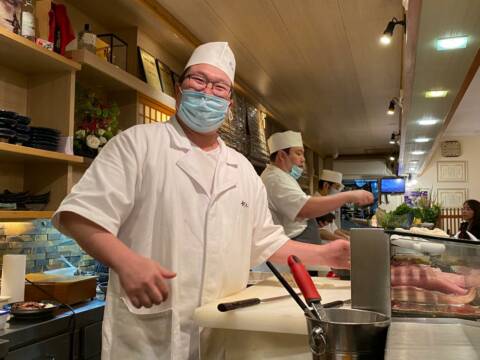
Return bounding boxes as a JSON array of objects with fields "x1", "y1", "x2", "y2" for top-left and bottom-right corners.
[{"x1": 413, "y1": 135, "x2": 480, "y2": 206}]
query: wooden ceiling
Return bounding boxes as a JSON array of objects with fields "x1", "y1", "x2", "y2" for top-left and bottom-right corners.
[{"x1": 152, "y1": 0, "x2": 404, "y2": 156}]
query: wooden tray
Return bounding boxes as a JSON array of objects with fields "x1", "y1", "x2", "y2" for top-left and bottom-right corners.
[{"x1": 25, "y1": 274, "x2": 97, "y2": 305}]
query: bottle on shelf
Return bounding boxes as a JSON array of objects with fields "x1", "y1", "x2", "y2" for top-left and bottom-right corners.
[
  {"x1": 20, "y1": 0, "x2": 36, "y2": 41},
  {"x1": 78, "y1": 24, "x2": 97, "y2": 53}
]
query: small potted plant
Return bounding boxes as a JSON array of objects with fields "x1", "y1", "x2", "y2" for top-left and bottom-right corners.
[{"x1": 74, "y1": 86, "x2": 120, "y2": 158}]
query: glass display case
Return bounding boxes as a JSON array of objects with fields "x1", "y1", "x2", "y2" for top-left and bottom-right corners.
[{"x1": 351, "y1": 228, "x2": 480, "y2": 320}]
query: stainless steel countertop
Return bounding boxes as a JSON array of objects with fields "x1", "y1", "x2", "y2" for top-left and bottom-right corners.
[{"x1": 386, "y1": 318, "x2": 480, "y2": 359}]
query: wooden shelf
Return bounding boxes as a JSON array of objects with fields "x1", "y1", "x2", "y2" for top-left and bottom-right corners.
[
  {"x1": 70, "y1": 49, "x2": 176, "y2": 109},
  {"x1": 0, "y1": 211, "x2": 53, "y2": 220},
  {"x1": 0, "y1": 27, "x2": 81, "y2": 74},
  {"x1": 0, "y1": 142, "x2": 86, "y2": 164}
]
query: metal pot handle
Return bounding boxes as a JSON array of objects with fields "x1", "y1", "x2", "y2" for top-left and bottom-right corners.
[{"x1": 310, "y1": 326, "x2": 326, "y2": 356}]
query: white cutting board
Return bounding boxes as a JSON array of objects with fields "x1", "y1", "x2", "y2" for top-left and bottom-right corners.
[{"x1": 194, "y1": 277, "x2": 351, "y2": 335}]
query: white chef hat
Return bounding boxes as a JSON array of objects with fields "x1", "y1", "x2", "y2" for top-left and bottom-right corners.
[
  {"x1": 320, "y1": 170, "x2": 343, "y2": 185},
  {"x1": 267, "y1": 131, "x2": 303, "y2": 154},
  {"x1": 184, "y1": 42, "x2": 236, "y2": 84}
]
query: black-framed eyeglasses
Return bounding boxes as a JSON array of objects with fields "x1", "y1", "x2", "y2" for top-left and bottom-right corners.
[{"x1": 184, "y1": 74, "x2": 232, "y2": 98}]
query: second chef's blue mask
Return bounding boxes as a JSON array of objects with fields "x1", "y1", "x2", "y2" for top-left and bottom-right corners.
[
  {"x1": 290, "y1": 165, "x2": 304, "y2": 180},
  {"x1": 178, "y1": 89, "x2": 229, "y2": 133}
]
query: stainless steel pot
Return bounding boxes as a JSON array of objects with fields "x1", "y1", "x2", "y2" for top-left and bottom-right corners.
[{"x1": 306, "y1": 308, "x2": 390, "y2": 360}]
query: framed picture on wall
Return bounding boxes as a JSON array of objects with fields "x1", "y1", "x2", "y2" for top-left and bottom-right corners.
[
  {"x1": 156, "y1": 60, "x2": 175, "y2": 97},
  {"x1": 437, "y1": 161, "x2": 467, "y2": 182},
  {"x1": 437, "y1": 188, "x2": 468, "y2": 208},
  {"x1": 137, "y1": 47, "x2": 161, "y2": 90}
]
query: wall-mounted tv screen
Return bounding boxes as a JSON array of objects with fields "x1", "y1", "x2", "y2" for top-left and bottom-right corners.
[{"x1": 380, "y1": 177, "x2": 406, "y2": 194}]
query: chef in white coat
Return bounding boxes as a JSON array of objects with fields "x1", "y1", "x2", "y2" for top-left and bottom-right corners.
[
  {"x1": 261, "y1": 131, "x2": 373, "y2": 244},
  {"x1": 317, "y1": 170, "x2": 351, "y2": 241},
  {"x1": 52, "y1": 42, "x2": 350, "y2": 360}
]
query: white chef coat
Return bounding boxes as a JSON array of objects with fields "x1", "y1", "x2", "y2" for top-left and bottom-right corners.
[
  {"x1": 260, "y1": 164, "x2": 310, "y2": 238},
  {"x1": 52, "y1": 116, "x2": 289, "y2": 360}
]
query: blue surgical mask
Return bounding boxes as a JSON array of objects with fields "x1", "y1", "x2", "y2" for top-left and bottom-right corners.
[
  {"x1": 290, "y1": 165, "x2": 303, "y2": 180},
  {"x1": 178, "y1": 89, "x2": 229, "y2": 133}
]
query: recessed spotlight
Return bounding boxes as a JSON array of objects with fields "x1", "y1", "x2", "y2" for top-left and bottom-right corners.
[
  {"x1": 411, "y1": 150, "x2": 426, "y2": 155},
  {"x1": 389, "y1": 156, "x2": 395, "y2": 161},
  {"x1": 425, "y1": 90, "x2": 448, "y2": 98},
  {"x1": 418, "y1": 118, "x2": 439, "y2": 126},
  {"x1": 414, "y1": 137, "x2": 431, "y2": 143},
  {"x1": 436, "y1": 36, "x2": 468, "y2": 51}
]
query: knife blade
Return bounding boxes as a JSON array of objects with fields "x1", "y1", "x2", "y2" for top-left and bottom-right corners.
[
  {"x1": 323, "y1": 299, "x2": 351, "y2": 308},
  {"x1": 217, "y1": 292, "x2": 301, "y2": 312}
]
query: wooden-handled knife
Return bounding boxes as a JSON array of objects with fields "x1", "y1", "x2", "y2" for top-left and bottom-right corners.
[{"x1": 217, "y1": 293, "x2": 300, "y2": 312}]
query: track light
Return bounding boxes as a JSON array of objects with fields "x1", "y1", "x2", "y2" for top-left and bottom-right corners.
[
  {"x1": 389, "y1": 134, "x2": 396, "y2": 144},
  {"x1": 387, "y1": 100, "x2": 395, "y2": 115},
  {"x1": 389, "y1": 132, "x2": 400, "y2": 145},
  {"x1": 387, "y1": 97, "x2": 401, "y2": 115},
  {"x1": 380, "y1": 17, "x2": 406, "y2": 45}
]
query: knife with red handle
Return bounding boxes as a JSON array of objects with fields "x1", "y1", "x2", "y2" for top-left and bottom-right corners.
[{"x1": 288, "y1": 255, "x2": 327, "y2": 320}]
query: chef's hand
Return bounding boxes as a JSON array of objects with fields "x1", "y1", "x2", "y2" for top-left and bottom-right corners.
[
  {"x1": 117, "y1": 253, "x2": 176, "y2": 308},
  {"x1": 347, "y1": 190, "x2": 374, "y2": 206},
  {"x1": 320, "y1": 239, "x2": 350, "y2": 269}
]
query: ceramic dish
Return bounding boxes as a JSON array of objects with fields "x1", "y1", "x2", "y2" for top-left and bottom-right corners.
[{"x1": 5, "y1": 301, "x2": 60, "y2": 320}]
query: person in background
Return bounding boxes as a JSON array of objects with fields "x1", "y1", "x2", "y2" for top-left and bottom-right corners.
[
  {"x1": 316, "y1": 212, "x2": 349, "y2": 241},
  {"x1": 459, "y1": 199, "x2": 480, "y2": 240},
  {"x1": 317, "y1": 170, "x2": 351, "y2": 241},
  {"x1": 261, "y1": 131, "x2": 373, "y2": 244},
  {"x1": 51, "y1": 42, "x2": 351, "y2": 360}
]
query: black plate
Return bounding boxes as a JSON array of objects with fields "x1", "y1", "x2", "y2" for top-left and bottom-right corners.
[
  {"x1": 30, "y1": 127, "x2": 61, "y2": 135},
  {"x1": 5, "y1": 301, "x2": 60, "y2": 320},
  {"x1": 0, "y1": 110, "x2": 17, "y2": 119}
]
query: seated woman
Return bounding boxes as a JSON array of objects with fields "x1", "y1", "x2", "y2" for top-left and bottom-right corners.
[{"x1": 458, "y1": 199, "x2": 480, "y2": 240}]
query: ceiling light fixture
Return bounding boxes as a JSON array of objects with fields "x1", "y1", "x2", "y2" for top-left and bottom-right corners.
[
  {"x1": 387, "y1": 100, "x2": 395, "y2": 115},
  {"x1": 380, "y1": 16, "x2": 406, "y2": 45},
  {"x1": 389, "y1": 156, "x2": 395, "y2": 161},
  {"x1": 425, "y1": 90, "x2": 448, "y2": 98},
  {"x1": 389, "y1": 132, "x2": 399, "y2": 145},
  {"x1": 414, "y1": 137, "x2": 431, "y2": 143},
  {"x1": 436, "y1": 36, "x2": 469, "y2": 51},
  {"x1": 387, "y1": 97, "x2": 402, "y2": 115},
  {"x1": 411, "y1": 150, "x2": 426, "y2": 155},
  {"x1": 418, "y1": 118, "x2": 440, "y2": 126}
]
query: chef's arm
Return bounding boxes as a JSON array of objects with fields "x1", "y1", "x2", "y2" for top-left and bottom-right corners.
[
  {"x1": 58, "y1": 211, "x2": 176, "y2": 308},
  {"x1": 319, "y1": 229, "x2": 339, "y2": 241},
  {"x1": 334, "y1": 229, "x2": 350, "y2": 240},
  {"x1": 268, "y1": 239, "x2": 350, "y2": 269},
  {"x1": 297, "y1": 190, "x2": 373, "y2": 219}
]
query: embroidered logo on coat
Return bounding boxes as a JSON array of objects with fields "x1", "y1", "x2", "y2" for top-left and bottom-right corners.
[{"x1": 241, "y1": 201, "x2": 249, "y2": 208}]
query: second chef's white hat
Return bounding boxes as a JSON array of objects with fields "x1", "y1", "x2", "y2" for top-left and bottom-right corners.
[
  {"x1": 320, "y1": 169, "x2": 343, "y2": 185},
  {"x1": 184, "y1": 42, "x2": 236, "y2": 83},
  {"x1": 267, "y1": 131, "x2": 303, "y2": 154}
]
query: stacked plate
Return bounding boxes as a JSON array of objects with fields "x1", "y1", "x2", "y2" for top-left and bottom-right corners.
[
  {"x1": 0, "y1": 190, "x2": 50, "y2": 210},
  {"x1": 0, "y1": 110, "x2": 32, "y2": 145},
  {"x1": 0, "y1": 110, "x2": 18, "y2": 143},
  {"x1": 25, "y1": 127, "x2": 60, "y2": 151},
  {"x1": 14, "y1": 115, "x2": 32, "y2": 144}
]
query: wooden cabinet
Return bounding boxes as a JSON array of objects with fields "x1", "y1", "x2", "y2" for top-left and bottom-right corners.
[{"x1": 0, "y1": 22, "x2": 175, "y2": 221}]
